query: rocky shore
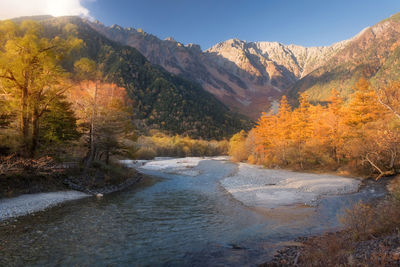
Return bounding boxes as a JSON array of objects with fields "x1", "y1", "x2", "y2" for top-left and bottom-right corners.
[
  {"x1": 0, "y1": 155, "x2": 146, "y2": 221},
  {"x1": 64, "y1": 174, "x2": 144, "y2": 196},
  {"x1": 0, "y1": 173, "x2": 145, "y2": 222},
  {"x1": 220, "y1": 162, "x2": 361, "y2": 209},
  {"x1": 262, "y1": 177, "x2": 400, "y2": 266},
  {"x1": 0, "y1": 191, "x2": 90, "y2": 221}
]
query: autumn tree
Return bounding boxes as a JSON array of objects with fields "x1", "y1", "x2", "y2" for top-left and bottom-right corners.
[
  {"x1": 344, "y1": 78, "x2": 381, "y2": 130},
  {"x1": 326, "y1": 89, "x2": 344, "y2": 163},
  {"x1": 290, "y1": 93, "x2": 312, "y2": 168},
  {"x1": 73, "y1": 58, "x2": 134, "y2": 166},
  {"x1": 229, "y1": 130, "x2": 248, "y2": 162},
  {"x1": 0, "y1": 20, "x2": 82, "y2": 156},
  {"x1": 253, "y1": 111, "x2": 277, "y2": 165},
  {"x1": 73, "y1": 58, "x2": 101, "y2": 169},
  {"x1": 230, "y1": 78, "x2": 400, "y2": 177},
  {"x1": 342, "y1": 79, "x2": 396, "y2": 178},
  {"x1": 376, "y1": 80, "x2": 400, "y2": 120},
  {"x1": 275, "y1": 95, "x2": 292, "y2": 165},
  {"x1": 95, "y1": 85, "x2": 134, "y2": 164}
]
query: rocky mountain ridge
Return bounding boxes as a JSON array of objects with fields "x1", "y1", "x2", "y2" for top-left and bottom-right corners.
[
  {"x1": 89, "y1": 12, "x2": 400, "y2": 118},
  {"x1": 88, "y1": 20, "x2": 354, "y2": 117},
  {"x1": 289, "y1": 13, "x2": 400, "y2": 102}
]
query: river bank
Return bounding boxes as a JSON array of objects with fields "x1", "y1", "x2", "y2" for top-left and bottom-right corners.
[
  {"x1": 133, "y1": 157, "x2": 395, "y2": 265},
  {"x1": 262, "y1": 176, "x2": 400, "y2": 266},
  {"x1": 0, "y1": 191, "x2": 90, "y2": 221},
  {"x1": 0, "y1": 155, "x2": 146, "y2": 222},
  {"x1": 0, "y1": 157, "x2": 389, "y2": 266},
  {"x1": 128, "y1": 157, "x2": 363, "y2": 208},
  {"x1": 262, "y1": 231, "x2": 400, "y2": 266},
  {"x1": 220, "y1": 163, "x2": 361, "y2": 209}
]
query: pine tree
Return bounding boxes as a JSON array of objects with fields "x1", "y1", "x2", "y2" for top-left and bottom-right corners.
[{"x1": 39, "y1": 96, "x2": 80, "y2": 152}]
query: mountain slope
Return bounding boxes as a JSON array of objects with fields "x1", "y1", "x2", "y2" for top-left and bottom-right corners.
[
  {"x1": 90, "y1": 13, "x2": 400, "y2": 116},
  {"x1": 27, "y1": 16, "x2": 250, "y2": 139},
  {"x1": 289, "y1": 13, "x2": 400, "y2": 102},
  {"x1": 90, "y1": 21, "x2": 348, "y2": 117}
]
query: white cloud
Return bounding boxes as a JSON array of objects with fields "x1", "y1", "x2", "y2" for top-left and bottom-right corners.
[{"x1": 0, "y1": 0, "x2": 94, "y2": 20}]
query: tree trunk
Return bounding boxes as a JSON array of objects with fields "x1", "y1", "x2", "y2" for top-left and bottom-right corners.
[
  {"x1": 105, "y1": 149, "x2": 110, "y2": 165},
  {"x1": 365, "y1": 153, "x2": 395, "y2": 180},
  {"x1": 30, "y1": 109, "x2": 40, "y2": 157},
  {"x1": 20, "y1": 86, "x2": 29, "y2": 155},
  {"x1": 84, "y1": 81, "x2": 99, "y2": 174}
]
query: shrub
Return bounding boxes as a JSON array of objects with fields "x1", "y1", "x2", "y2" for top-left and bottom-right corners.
[
  {"x1": 228, "y1": 130, "x2": 248, "y2": 162},
  {"x1": 339, "y1": 199, "x2": 400, "y2": 241},
  {"x1": 135, "y1": 147, "x2": 157, "y2": 160}
]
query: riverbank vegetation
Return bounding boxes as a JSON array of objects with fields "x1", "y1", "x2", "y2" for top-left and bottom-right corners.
[
  {"x1": 0, "y1": 19, "x2": 233, "y2": 198},
  {"x1": 134, "y1": 131, "x2": 228, "y2": 159},
  {"x1": 265, "y1": 178, "x2": 400, "y2": 266},
  {"x1": 0, "y1": 20, "x2": 140, "y2": 197},
  {"x1": 229, "y1": 78, "x2": 400, "y2": 179}
]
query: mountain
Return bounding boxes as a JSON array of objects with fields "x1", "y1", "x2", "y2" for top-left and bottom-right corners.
[
  {"x1": 12, "y1": 12, "x2": 400, "y2": 132},
  {"x1": 89, "y1": 21, "x2": 347, "y2": 117},
  {"x1": 289, "y1": 13, "x2": 400, "y2": 102},
  {"x1": 89, "y1": 12, "x2": 400, "y2": 116},
  {"x1": 23, "y1": 16, "x2": 250, "y2": 139},
  {"x1": 206, "y1": 39, "x2": 349, "y2": 108}
]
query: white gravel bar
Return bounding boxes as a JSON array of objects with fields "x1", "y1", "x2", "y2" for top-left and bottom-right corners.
[
  {"x1": 220, "y1": 163, "x2": 361, "y2": 209},
  {"x1": 140, "y1": 157, "x2": 205, "y2": 176},
  {"x1": 123, "y1": 157, "x2": 361, "y2": 209},
  {"x1": 0, "y1": 191, "x2": 90, "y2": 221},
  {"x1": 140, "y1": 157, "x2": 203, "y2": 171}
]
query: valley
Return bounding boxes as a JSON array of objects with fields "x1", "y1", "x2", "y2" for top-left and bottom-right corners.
[{"x1": 1, "y1": 5, "x2": 400, "y2": 267}]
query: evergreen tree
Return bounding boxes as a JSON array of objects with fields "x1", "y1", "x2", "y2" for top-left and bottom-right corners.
[{"x1": 40, "y1": 96, "x2": 80, "y2": 147}]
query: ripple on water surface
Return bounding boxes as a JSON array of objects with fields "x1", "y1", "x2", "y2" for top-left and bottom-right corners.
[{"x1": 0, "y1": 159, "x2": 388, "y2": 266}]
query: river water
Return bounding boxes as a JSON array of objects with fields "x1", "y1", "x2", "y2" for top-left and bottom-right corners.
[{"x1": 0, "y1": 159, "x2": 387, "y2": 266}]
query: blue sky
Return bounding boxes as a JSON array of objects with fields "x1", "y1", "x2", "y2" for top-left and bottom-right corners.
[
  {"x1": 84, "y1": 0, "x2": 400, "y2": 49},
  {"x1": 5, "y1": 0, "x2": 400, "y2": 50}
]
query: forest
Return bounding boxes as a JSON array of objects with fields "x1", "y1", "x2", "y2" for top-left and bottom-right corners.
[
  {"x1": 0, "y1": 20, "x2": 134, "y2": 162},
  {"x1": 0, "y1": 18, "x2": 242, "y2": 161},
  {"x1": 0, "y1": 19, "x2": 239, "y2": 198},
  {"x1": 229, "y1": 78, "x2": 400, "y2": 179}
]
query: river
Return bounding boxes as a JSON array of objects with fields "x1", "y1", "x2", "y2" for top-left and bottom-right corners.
[{"x1": 0, "y1": 158, "x2": 387, "y2": 266}]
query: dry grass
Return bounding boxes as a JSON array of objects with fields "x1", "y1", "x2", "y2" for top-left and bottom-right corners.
[
  {"x1": 298, "y1": 233, "x2": 352, "y2": 266},
  {"x1": 297, "y1": 197, "x2": 400, "y2": 266}
]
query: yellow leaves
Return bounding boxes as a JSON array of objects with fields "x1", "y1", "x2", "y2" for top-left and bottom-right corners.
[
  {"x1": 377, "y1": 81, "x2": 400, "y2": 120},
  {"x1": 231, "y1": 78, "x2": 400, "y2": 174},
  {"x1": 345, "y1": 78, "x2": 383, "y2": 129},
  {"x1": 20, "y1": 20, "x2": 42, "y2": 36},
  {"x1": 74, "y1": 58, "x2": 97, "y2": 77},
  {"x1": 63, "y1": 23, "x2": 78, "y2": 35},
  {"x1": 228, "y1": 130, "x2": 248, "y2": 162},
  {"x1": 0, "y1": 20, "x2": 17, "y2": 41}
]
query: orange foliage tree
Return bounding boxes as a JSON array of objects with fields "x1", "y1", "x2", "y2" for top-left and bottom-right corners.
[{"x1": 234, "y1": 78, "x2": 400, "y2": 178}]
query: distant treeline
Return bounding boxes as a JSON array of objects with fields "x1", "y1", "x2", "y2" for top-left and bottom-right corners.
[{"x1": 134, "y1": 131, "x2": 228, "y2": 159}]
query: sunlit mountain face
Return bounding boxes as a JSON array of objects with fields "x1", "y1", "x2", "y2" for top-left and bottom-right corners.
[{"x1": 90, "y1": 12, "x2": 400, "y2": 118}]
